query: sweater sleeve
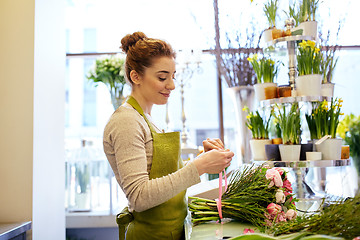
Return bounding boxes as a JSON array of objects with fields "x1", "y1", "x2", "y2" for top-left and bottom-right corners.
[{"x1": 103, "y1": 107, "x2": 200, "y2": 212}]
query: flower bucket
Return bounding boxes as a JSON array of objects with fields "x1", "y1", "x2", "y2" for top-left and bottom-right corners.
[
  {"x1": 265, "y1": 144, "x2": 281, "y2": 161},
  {"x1": 315, "y1": 138, "x2": 342, "y2": 160},
  {"x1": 321, "y1": 83, "x2": 335, "y2": 97},
  {"x1": 299, "y1": 21, "x2": 318, "y2": 40},
  {"x1": 250, "y1": 139, "x2": 272, "y2": 161},
  {"x1": 254, "y1": 83, "x2": 277, "y2": 102},
  {"x1": 295, "y1": 74, "x2": 322, "y2": 97},
  {"x1": 262, "y1": 28, "x2": 273, "y2": 44},
  {"x1": 279, "y1": 144, "x2": 301, "y2": 161}
]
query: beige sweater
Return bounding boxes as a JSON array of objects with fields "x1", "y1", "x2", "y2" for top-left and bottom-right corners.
[{"x1": 103, "y1": 103, "x2": 201, "y2": 212}]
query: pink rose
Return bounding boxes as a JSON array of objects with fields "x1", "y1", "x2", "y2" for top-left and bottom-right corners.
[
  {"x1": 276, "y1": 212, "x2": 287, "y2": 223},
  {"x1": 274, "y1": 167, "x2": 284, "y2": 175},
  {"x1": 267, "y1": 203, "x2": 282, "y2": 215},
  {"x1": 266, "y1": 169, "x2": 283, "y2": 188},
  {"x1": 275, "y1": 189, "x2": 286, "y2": 203},
  {"x1": 283, "y1": 179, "x2": 293, "y2": 192},
  {"x1": 285, "y1": 209, "x2": 297, "y2": 220},
  {"x1": 243, "y1": 228, "x2": 255, "y2": 234}
]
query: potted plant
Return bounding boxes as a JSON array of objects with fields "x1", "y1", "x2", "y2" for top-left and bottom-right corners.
[
  {"x1": 87, "y1": 55, "x2": 127, "y2": 109},
  {"x1": 273, "y1": 103, "x2": 302, "y2": 161},
  {"x1": 263, "y1": 0, "x2": 280, "y2": 42},
  {"x1": 265, "y1": 118, "x2": 282, "y2": 161},
  {"x1": 248, "y1": 54, "x2": 281, "y2": 102},
  {"x1": 243, "y1": 106, "x2": 272, "y2": 160},
  {"x1": 320, "y1": 46, "x2": 339, "y2": 97},
  {"x1": 305, "y1": 98, "x2": 344, "y2": 160},
  {"x1": 295, "y1": 40, "x2": 322, "y2": 96},
  {"x1": 297, "y1": 0, "x2": 319, "y2": 39}
]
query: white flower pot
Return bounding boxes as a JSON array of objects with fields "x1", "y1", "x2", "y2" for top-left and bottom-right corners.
[
  {"x1": 262, "y1": 28, "x2": 273, "y2": 43},
  {"x1": 321, "y1": 83, "x2": 335, "y2": 97},
  {"x1": 315, "y1": 138, "x2": 342, "y2": 160},
  {"x1": 299, "y1": 21, "x2": 318, "y2": 40},
  {"x1": 250, "y1": 139, "x2": 272, "y2": 161},
  {"x1": 254, "y1": 82, "x2": 277, "y2": 102},
  {"x1": 279, "y1": 144, "x2": 301, "y2": 161},
  {"x1": 295, "y1": 74, "x2": 322, "y2": 97}
]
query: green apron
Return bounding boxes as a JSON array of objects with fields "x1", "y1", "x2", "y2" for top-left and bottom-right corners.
[{"x1": 116, "y1": 96, "x2": 187, "y2": 240}]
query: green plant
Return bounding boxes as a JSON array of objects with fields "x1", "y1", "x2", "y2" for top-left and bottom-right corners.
[
  {"x1": 247, "y1": 54, "x2": 281, "y2": 83},
  {"x1": 76, "y1": 163, "x2": 90, "y2": 194},
  {"x1": 273, "y1": 103, "x2": 301, "y2": 145},
  {"x1": 337, "y1": 114, "x2": 360, "y2": 173},
  {"x1": 87, "y1": 55, "x2": 126, "y2": 105},
  {"x1": 321, "y1": 47, "x2": 339, "y2": 83},
  {"x1": 263, "y1": 0, "x2": 279, "y2": 28},
  {"x1": 243, "y1": 106, "x2": 272, "y2": 139},
  {"x1": 306, "y1": 98, "x2": 343, "y2": 139},
  {"x1": 284, "y1": 2, "x2": 301, "y2": 27},
  {"x1": 297, "y1": 40, "x2": 322, "y2": 76},
  {"x1": 299, "y1": 0, "x2": 319, "y2": 22}
]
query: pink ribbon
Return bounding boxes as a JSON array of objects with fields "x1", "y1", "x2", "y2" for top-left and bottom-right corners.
[{"x1": 215, "y1": 169, "x2": 228, "y2": 220}]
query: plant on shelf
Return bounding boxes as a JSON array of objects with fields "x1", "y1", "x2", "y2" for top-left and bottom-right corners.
[
  {"x1": 337, "y1": 114, "x2": 360, "y2": 173},
  {"x1": 244, "y1": 106, "x2": 272, "y2": 160},
  {"x1": 87, "y1": 55, "x2": 127, "y2": 109},
  {"x1": 297, "y1": 40, "x2": 322, "y2": 76},
  {"x1": 305, "y1": 98, "x2": 343, "y2": 140},
  {"x1": 273, "y1": 103, "x2": 301, "y2": 145},
  {"x1": 263, "y1": 0, "x2": 278, "y2": 29},
  {"x1": 248, "y1": 54, "x2": 281, "y2": 101},
  {"x1": 296, "y1": 40, "x2": 323, "y2": 96},
  {"x1": 284, "y1": 2, "x2": 301, "y2": 27},
  {"x1": 244, "y1": 106, "x2": 272, "y2": 140},
  {"x1": 298, "y1": 0, "x2": 319, "y2": 22}
]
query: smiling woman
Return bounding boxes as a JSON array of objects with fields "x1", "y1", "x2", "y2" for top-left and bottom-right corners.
[{"x1": 103, "y1": 31, "x2": 234, "y2": 240}]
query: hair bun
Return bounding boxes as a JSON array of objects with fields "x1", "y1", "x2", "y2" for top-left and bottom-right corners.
[{"x1": 120, "y1": 32, "x2": 147, "y2": 53}]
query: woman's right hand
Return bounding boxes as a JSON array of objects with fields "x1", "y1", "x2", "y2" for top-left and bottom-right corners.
[{"x1": 193, "y1": 149, "x2": 234, "y2": 175}]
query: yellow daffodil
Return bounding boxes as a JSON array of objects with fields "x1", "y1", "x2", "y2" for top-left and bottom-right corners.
[
  {"x1": 307, "y1": 40, "x2": 316, "y2": 48},
  {"x1": 247, "y1": 57, "x2": 252, "y2": 62},
  {"x1": 299, "y1": 40, "x2": 307, "y2": 48},
  {"x1": 314, "y1": 47, "x2": 320, "y2": 53}
]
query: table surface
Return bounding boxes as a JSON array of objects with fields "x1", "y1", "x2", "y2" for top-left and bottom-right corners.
[{"x1": 0, "y1": 222, "x2": 31, "y2": 240}]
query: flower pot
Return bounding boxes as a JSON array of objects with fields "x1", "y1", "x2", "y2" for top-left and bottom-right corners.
[
  {"x1": 299, "y1": 21, "x2": 318, "y2": 40},
  {"x1": 272, "y1": 28, "x2": 283, "y2": 40},
  {"x1": 279, "y1": 144, "x2": 301, "y2": 161},
  {"x1": 265, "y1": 144, "x2": 281, "y2": 161},
  {"x1": 250, "y1": 139, "x2": 272, "y2": 161},
  {"x1": 321, "y1": 83, "x2": 335, "y2": 97},
  {"x1": 254, "y1": 83, "x2": 277, "y2": 102},
  {"x1": 262, "y1": 28, "x2": 273, "y2": 43},
  {"x1": 306, "y1": 152, "x2": 322, "y2": 160},
  {"x1": 295, "y1": 74, "x2": 322, "y2": 97},
  {"x1": 272, "y1": 138, "x2": 282, "y2": 145},
  {"x1": 277, "y1": 85, "x2": 291, "y2": 98},
  {"x1": 300, "y1": 143, "x2": 313, "y2": 161},
  {"x1": 341, "y1": 145, "x2": 350, "y2": 159},
  {"x1": 315, "y1": 138, "x2": 342, "y2": 160}
]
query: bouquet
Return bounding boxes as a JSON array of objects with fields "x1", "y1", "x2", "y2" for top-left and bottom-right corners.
[
  {"x1": 297, "y1": 40, "x2": 322, "y2": 76},
  {"x1": 247, "y1": 54, "x2": 281, "y2": 84},
  {"x1": 87, "y1": 55, "x2": 126, "y2": 109},
  {"x1": 243, "y1": 106, "x2": 272, "y2": 139},
  {"x1": 188, "y1": 164, "x2": 297, "y2": 229},
  {"x1": 273, "y1": 103, "x2": 301, "y2": 145},
  {"x1": 305, "y1": 98, "x2": 343, "y2": 139}
]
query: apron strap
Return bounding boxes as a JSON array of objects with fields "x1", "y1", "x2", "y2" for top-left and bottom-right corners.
[
  {"x1": 116, "y1": 207, "x2": 134, "y2": 240},
  {"x1": 126, "y1": 96, "x2": 157, "y2": 133}
]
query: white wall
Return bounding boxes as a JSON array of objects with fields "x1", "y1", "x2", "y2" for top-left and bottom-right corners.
[{"x1": 0, "y1": 0, "x2": 65, "y2": 239}]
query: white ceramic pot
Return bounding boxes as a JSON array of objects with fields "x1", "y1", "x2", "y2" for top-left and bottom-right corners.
[
  {"x1": 321, "y1": 83, "x2": 335, "y2": 97},
  {"x1": 279, "y1": 144, "x2": 301, "y2": 161},
  {"x1": 315, "y1": 138, "x2": 342, "y2": 160},
  {"x1": 262, "y1": 28, "x2": 273, "y2": 44},
  {"x1": 254, "y1": 82, "x2": 277, "y2": 102},
  {"x1": 250, "y1": 139, "x2": 272, "y2": 161},
  {"x1": 306, "y1": 152, "x2": 322, "y2": 161},
  {"x1": 299, "y1": 21, "x2": 318, "y2": 40},
  {"x1": 295, "y1": 74, "x2": 322, "y2": 97}
]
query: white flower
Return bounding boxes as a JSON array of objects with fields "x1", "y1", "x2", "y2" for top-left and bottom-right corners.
[
  {"x1": 285, "y1": 209, "x2": 297, "y2": 220},
  {"x1": 275, "y1": 189, "x2": 285, "y2": 203}
]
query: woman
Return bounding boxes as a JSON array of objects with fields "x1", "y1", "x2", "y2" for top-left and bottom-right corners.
[{"x1": 103, "y1": 32, "x2": 234, "y2": 240}]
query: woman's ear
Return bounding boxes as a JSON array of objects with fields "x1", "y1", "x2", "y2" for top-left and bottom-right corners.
[{"x1": 130, "y1": 70, "x2": 141, "y2": 85}]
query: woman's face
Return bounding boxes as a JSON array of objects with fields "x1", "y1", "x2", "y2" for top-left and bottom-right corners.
[{"x1": 137, "y1": 56, "x2": 176, "y2": 106}]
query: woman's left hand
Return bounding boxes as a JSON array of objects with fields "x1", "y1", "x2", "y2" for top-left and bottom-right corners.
[{"x1": 203, "y1": 138, "x2": 224, "y2": 152}]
